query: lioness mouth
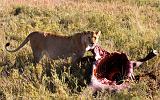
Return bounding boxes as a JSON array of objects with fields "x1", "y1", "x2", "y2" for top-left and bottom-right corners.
[{"x1": 86, "y1": 44, "x2": 95, "y2": 51}]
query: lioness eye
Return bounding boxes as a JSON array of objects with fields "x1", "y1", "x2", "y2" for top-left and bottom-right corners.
[{"x1": 88, "y1": 37, "x2": 91, "y2": 39}]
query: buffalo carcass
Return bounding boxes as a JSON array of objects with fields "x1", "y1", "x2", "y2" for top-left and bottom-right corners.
[{"x1": 87, "y1": 45, "x2": 158, "y2": 92}]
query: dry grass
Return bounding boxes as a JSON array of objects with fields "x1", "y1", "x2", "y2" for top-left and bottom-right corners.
[{"x1": 0, "y1": 0, "x2": 160, "y2": 99}]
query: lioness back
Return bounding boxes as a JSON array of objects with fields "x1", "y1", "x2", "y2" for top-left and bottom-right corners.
[{"x1": 5, "y1": 31, "x2": 101, "y2": 64}]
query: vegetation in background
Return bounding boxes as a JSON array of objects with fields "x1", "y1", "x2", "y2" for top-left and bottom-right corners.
[{"x1": 0, "y1": 0, "x2": 160, "y2": 99}]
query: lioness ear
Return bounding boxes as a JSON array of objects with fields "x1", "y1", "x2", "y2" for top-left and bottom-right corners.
[
  {"x1": 83, "y1": 31, "x2": 90, "y2": 35},
  {"x1": 96, "y1": 31, "x2": 101, "y2": 36}
]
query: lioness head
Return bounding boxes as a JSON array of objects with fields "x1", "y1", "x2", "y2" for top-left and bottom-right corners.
[{"x1": 81, "y1": 31, "x2": 101, "y2": 51}]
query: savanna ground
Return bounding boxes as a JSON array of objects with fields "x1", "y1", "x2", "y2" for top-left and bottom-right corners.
[{"x1": 0, "y1": 0, "x2": 160, "y2": 99}]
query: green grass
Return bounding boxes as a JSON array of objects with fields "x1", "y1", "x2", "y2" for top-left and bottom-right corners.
[{"x1": 0, "y1": 0, "x2": 160, "y2": 99}]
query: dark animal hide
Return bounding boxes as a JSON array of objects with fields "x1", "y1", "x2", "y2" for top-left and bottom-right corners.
[{"x1": 87, "y1": 45, "x2": 158, "y2": 92}]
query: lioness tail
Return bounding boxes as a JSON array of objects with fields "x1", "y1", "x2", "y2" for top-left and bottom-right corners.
[{"x1": 5, "y1": 34, "x2": 30, "y2": 52}]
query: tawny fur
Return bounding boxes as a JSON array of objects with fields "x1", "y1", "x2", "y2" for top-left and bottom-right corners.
[{"x1": 5, "y1": 31, "x2": 101, "y2": 64}]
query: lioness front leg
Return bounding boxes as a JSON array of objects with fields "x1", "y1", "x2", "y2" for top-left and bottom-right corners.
[{"x1": 72, "y1": 54, "x2": 83, "y2": 66}]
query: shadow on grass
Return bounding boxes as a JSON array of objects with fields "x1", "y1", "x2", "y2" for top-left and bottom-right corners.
[
  {"x1": 0, "y1": 90, "x2": 6, "y2": 100},
  {"x1": 52, "y1": 56, "x2": 95, "y2": 93},
  {"x1": 0, "y1": 54, "x2": 32, "y2": 77}
]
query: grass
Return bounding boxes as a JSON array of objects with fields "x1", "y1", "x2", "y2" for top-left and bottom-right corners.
[{"x1": 0, "y1": 0, "x2": 160, "y2": 99}]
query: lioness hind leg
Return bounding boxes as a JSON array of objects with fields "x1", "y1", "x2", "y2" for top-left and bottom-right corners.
[{"x1": 32, "y1": 50, "x2": 43, "y2": 65}]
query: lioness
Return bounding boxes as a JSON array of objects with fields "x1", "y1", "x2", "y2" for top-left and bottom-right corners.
[{"x1": 5, "y1": 31, "x2": 101, "y2": 65}]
